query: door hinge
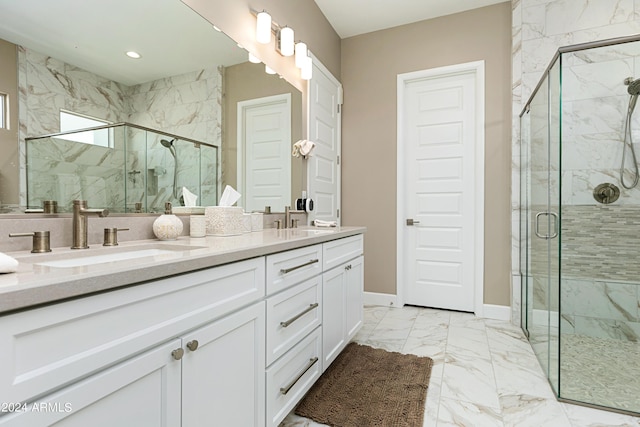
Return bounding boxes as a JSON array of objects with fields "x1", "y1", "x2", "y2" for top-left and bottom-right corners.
[
  {"x1": 337, "y1": 103, "x2": 341, "y2": 114},
  {"x1": 337, "y1": 209, "x2": 340, "y2": 218},
  {"x1": 337, "y1": 155, "x2": 340, "y2": 165}
]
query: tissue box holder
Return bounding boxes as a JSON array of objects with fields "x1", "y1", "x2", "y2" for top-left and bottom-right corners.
[{"x1": 205, "y1": 206, "x2": 244, "y2": 236}]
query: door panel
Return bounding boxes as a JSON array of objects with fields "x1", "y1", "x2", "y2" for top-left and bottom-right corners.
[
  {"x1": 398, "y1": 63, "x2": 484, "y2": 311},
  {"x1": 239, "y1": 94, "x2": 291, "y2": 212},
  {"x1": 402, "y1": 67, "x2": 480, "y2": 312},
  {"x1": 307, "y1": 55, "x2": 341, "y2": 224}
]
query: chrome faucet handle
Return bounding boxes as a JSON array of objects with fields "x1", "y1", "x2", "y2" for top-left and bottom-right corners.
[
  {"x1": 9, "y1": 231, "x2": 52, "y2": 253},
  {"x1": 103, "y1": 228, "x2": 129, "y2": 246}
]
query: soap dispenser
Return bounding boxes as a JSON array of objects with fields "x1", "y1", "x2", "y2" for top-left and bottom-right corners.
[{"x1": 153, "y1": 202, "x2": 183, "y2": 240}]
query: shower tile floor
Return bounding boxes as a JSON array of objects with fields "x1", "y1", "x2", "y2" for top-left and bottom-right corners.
[
  {"x1": 560, "y1": 334, "x2": 640, "y2": 412},
  {"x1": 281, "y1": 305, "x2": 640, "y2": 427}
]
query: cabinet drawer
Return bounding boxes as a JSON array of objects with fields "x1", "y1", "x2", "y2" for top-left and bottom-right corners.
[
  {"x1": 265, "y1": 327, "x2": 322, "y2": 427},
  {"x1": 266, "y1": 277, "x2": 321, "y2": 366},
  {"x1": 266, "y1": 244, "x2": 322, "y2": 295},
  {"x1": 0, "y1": 257, "x2": 265, "y2": 405},
  {"x1": 322, "y1": 234, "x2": 363, "y2": 271}
]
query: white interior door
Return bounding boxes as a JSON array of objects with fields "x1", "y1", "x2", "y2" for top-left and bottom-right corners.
[
  {"x1": 398, "y1": 62, "x2": 484, "y2": 313},
  {"x1": 307, "y1": 53, "x2": 342, "y2": 224},
  {"x1": 238, "y1": 94, "x2": 291, "y2": 212}
]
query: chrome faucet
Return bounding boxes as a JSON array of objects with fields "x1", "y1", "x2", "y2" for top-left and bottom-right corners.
[{"x1": 71, "y1": 200, "x2": 109, "y2": 249}]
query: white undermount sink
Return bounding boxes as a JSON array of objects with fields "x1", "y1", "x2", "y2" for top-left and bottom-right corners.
[{"x1": 22, "y1": 244, "x2": 208, "y2": 268}]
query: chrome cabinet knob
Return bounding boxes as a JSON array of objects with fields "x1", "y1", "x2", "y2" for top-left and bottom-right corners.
[
  {"x1": 171, "y1": 348, "x2": 184, "y2": 360},
  {"x1": 186, "y1": 340, "x2": 199, "y2": 351}
]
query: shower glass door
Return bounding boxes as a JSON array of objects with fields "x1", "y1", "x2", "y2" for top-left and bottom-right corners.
[{"x1": 521, "y1": 59, "x2": 561, "y2": 395}]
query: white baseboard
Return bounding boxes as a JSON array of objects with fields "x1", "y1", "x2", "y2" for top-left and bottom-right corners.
[
  {"x1": 364, "y1": 293, "x2": 511, "y2": 321},
  {"x1": 363, "y1": 292, "x2": 398, "y2": 307},
  {"x1": 481, "y1": 304, "x2": 511, "y2": 321}
]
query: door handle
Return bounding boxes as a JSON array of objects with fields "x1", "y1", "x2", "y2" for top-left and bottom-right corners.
[
  {"x1": 549, "y1": 212, "x2": 558, "y2": 239},
  {"x1": 406, "y1": 219, "x2": 420, "y2": 226},
  {"x1": 535, "y1": 212, "x2": 559, "y2": 239}
]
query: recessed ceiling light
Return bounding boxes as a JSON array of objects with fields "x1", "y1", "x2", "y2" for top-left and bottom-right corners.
[{"x1": 126, "y1": 51, "x2": 141, "y2": 59}]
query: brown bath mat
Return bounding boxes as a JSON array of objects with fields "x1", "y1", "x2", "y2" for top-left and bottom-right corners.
[{"x1": 295, "y1": 342, "x2": 433, "y2": 427}]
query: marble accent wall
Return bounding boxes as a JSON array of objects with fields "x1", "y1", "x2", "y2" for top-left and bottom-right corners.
[
  {"x1": 512, "y1": 0, "x2": 640, "y2": 325},
  {"x1": 17, "y1": 46, "x2": 222, "y2": 209}
]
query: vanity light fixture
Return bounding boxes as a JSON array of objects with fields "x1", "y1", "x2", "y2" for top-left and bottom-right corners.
[
  {"x1": 248, "y1": 52, "x2": 261, "y2": 64},
  {"x1": 277, "y1": 26, "x2": 294, "y2": 57},
  {"x1": 256, "y1": 10, "x2": 272, "y2": 44},
  {"x1": 301, "y1": 56, "x2": 313, "y2": 80},
  {"x1": 295, "y1": 42, "x2": 308, "y2": 68},
  {"x1": 265, "y1": 65, "x2": 276, "y2": 75},
  {"x1": 125, "y1": 51, "x2": 141, "y2": 59}
]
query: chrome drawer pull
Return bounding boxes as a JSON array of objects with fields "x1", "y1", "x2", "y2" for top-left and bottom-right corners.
[
  {"x1": 280, "y1": 357, "x2": 319, "y2": 395},
  {"x1": 280, "y1": 303, "x2": 319, "y2": 328},
  {"x1": 280, "y1": 259, "x2": 319, "y2": 274}
]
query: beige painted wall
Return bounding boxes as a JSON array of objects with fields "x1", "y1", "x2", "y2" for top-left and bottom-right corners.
[
  {"x1": 0, "y1": 39, "x2": 18, "y2": 207},
  {"x1": 182, "y1": 0, "x2": 341, "y2": 89},
  {"x1": 341, "y1": 2, "x2": 512, "y2": 306},
  {"x1": 223, "y1": 61, "x2": 304, "y2": 206}
]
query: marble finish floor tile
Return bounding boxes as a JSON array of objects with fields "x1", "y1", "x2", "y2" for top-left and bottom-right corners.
[{"x1": 280, "y1": 305, "x2": 639, "y2": 427}]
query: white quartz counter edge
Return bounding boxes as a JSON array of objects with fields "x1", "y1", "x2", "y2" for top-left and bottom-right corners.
[{"x1": 0, "y1": 226, "x2": 365, "y2": 314}]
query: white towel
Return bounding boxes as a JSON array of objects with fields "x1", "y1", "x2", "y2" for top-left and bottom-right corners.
[
  {"x1": 292, "y1": 140, "x2": 316, "y2": 158},
  {"x1": 0, "y1": 252, "x2": 19, "y2": 273},
  {"x1": 314, "y1": 219, "x2": 337, "y2": 227}
]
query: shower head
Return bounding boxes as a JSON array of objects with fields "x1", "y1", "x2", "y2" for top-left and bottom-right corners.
[
  {"x1": 627, "y1": 78, "x2": 640, "y2": 95},
  {"x1": 160, "y1": 138, "x2": 177, "y2": 158},
  {"x1": 160, "y1": 138, "x2": 175, "y2": 148}
]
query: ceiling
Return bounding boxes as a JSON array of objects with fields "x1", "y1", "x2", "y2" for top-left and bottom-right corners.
[
  {"x1": 314, "y1": 0, "x2": 509, "y2": 38},
  {"x1": 0, "y1": 0, "x2": 247, "y2": 86}
]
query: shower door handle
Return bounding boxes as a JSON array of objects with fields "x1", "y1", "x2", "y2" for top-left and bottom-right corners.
[
  {"x1": 549, "y1": 212, "x2": 558, "y2": 239},
  {"x1": 535, "y1": 212, "x2": 559, "y2": 239},
  {"x1": 534, "y1": 212, "x2": 546, "y2": 239}
]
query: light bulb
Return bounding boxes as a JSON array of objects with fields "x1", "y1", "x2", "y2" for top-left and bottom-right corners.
[
  {"x1": 301, "y1": 56, "x2": 313, "y2": 80},
  {"x1": 278, "y1": 26, "x2": 294, "y2": 56},
  {"x1": 256, "y1": 11, "x2": 272, "y2": 44},
  {"x1": 265, "y1": 65, "x2": 276, "y2": 75},
  {"x1": 295, "y1": 42, "x2": 307, "y2": 68}
]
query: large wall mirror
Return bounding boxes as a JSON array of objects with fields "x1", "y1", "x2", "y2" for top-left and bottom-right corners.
[{"x1": 0, "y1": 0, "x2": 303, "y2": 214}]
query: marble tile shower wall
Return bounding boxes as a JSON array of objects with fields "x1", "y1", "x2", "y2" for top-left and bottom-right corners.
[
  {"x1": 17, "y1": 46, "x2": 222, "y2": 209},
  {"x1": 527, "y1": 204, "x2": 640, "y2": 342},
  {"x1": 512, "y1": 0, "x2": 640, "y2": 325},
  {"x1": 26, "y1": 137, "x2": 128, "y2": 212}
]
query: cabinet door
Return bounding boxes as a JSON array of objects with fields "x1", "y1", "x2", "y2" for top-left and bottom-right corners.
[
  {"x1": 0, "y1": 340, "x2": 182, "y2": 427},
  {"x1": 181, "y1": 302, "x2": 265, "y2": 427},
  {"x1": 345, "y1": 256, "x2": 364, "y2": 341},
  {"x1": 322, "y1": 266, "x2": 346, "y2": 370}
]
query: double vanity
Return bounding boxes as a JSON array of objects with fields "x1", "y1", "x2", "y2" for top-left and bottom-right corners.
[{"x1": 0, "y1": 227, "x2": 365, "y2": 426}]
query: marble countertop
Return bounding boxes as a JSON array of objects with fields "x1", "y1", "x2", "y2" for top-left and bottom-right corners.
[{"x1": 0, "y1": 226, "x2": 365, "y2": 314}]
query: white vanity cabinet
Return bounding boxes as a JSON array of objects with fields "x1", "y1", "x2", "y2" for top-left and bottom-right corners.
[
  {"x1": 0, "y1": 230, "x2": 365, "y2": 427},
  {"x1": 0, "y1": 257, "x2": 266, "y2": 427},
  {"x1": 322, "y1": 235, "x2": 364, "y2": 370}
]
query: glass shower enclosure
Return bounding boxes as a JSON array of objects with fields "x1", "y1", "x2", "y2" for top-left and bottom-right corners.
[
  {"x1": 25, "y1": 122, "x2": 218, "y2": 213},
  {"x1": 520, "y1": 35, "x2": 640, "y2": 415}
]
